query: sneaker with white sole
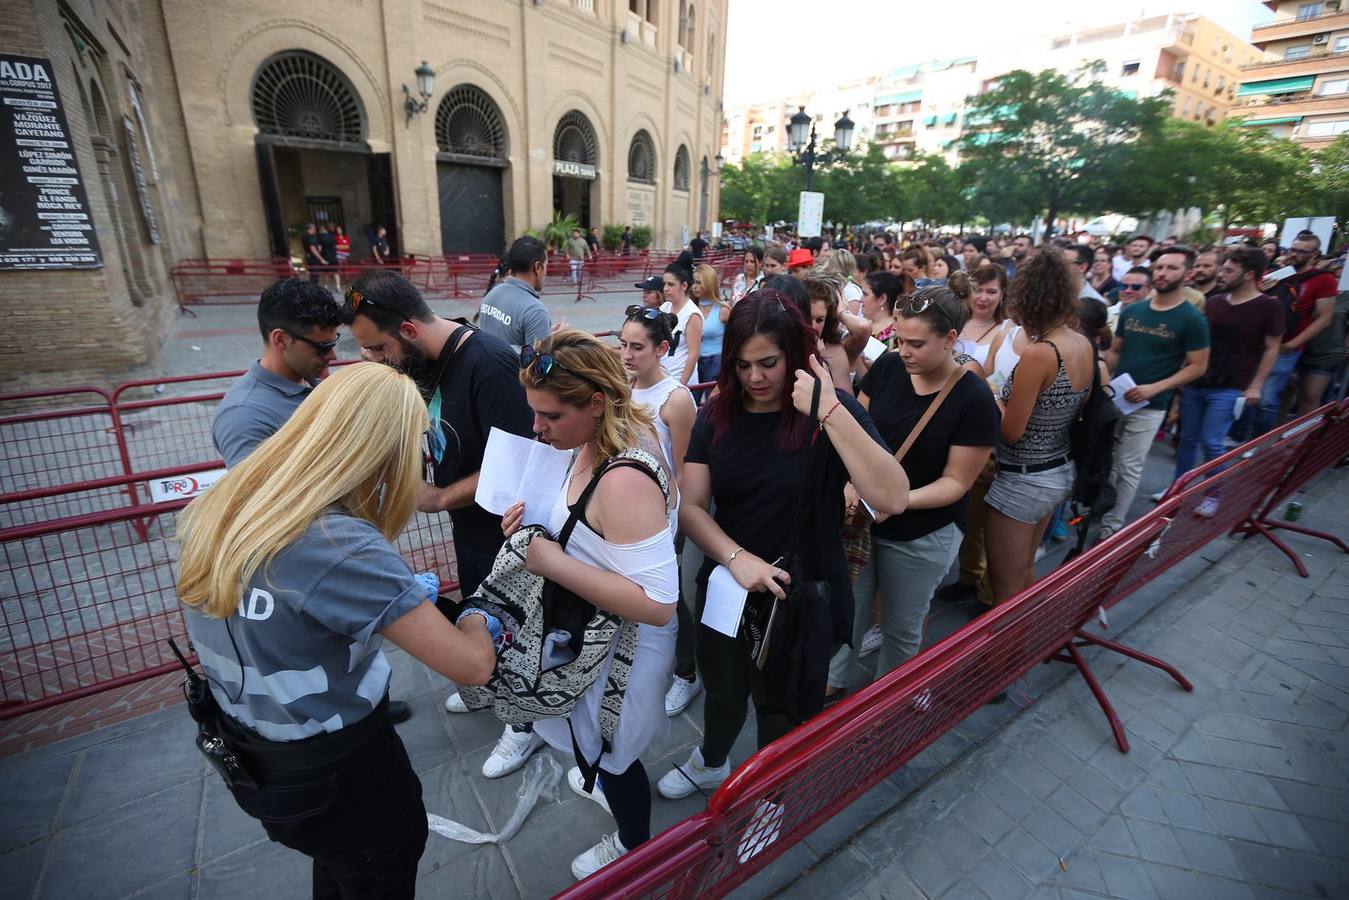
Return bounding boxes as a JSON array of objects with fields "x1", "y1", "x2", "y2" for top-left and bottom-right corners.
[
  {"x1": 736, "y1": 799, "x2": 785, "y2": 863},
  {"x1": 567, "y1": 766, "x2": 611, "y2": 815},
  {"x1": 664, "y1": 674, "x2": 702, "y2": 717},
  {"x1": 443, "y1": 691, "x2": 469, "y2": 714},
  {"x1": 1195, "y1": 496, "x2": 1221, "y2": 519},
  {"x1": 657, "y1": 747, "x2": 730, "y2": 799},
  {"x1": 1149, "y1": 489, "x2": 1166, "y2": 503},
  {"x1": 481, "y1": 725, "x2": 544, "y2": 779},
  {"x1": 857, "y1": 624, "x2": 882, "y2": 659},
  {"x1": 570, "y1": 831, "x2": 627, "y2": 880}
]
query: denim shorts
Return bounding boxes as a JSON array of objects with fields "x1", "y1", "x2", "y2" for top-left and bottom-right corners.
[{"x1": 985, "y1": 462, "x2": 1074, "y2": 525}]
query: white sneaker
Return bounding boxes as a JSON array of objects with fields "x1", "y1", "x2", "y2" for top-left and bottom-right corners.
[
  {"x1": 570, "y1": 831, "x2": 627, "y2": 880},
  {"x1": 664, "y1": 674, "x2": 703, "y2": 717},
  {"x1": 736, "y1": 799, "x2": 785, "y2": 863},
  {"x1": 1150, "y1": 489, "x2": 1166, "y2": 503},
  {"x1": 1195, "y1": 496, "x2": 1221, "y2": 519},
  {"x1": 657, "y1": 747, "x2": 730, "y2": 799},
  {"x1": 857, "y1": 624, "x2": 883, "y2": 659},
  {"x1": 1034, "y1": 545, "x2": 1048, "y2": 562},
  {"x1": 481, "y1": 725, "x2": 544, "y2": 779},
  {"x1": 444, "y1": 691, "x2": 469, "y2": 713},
  {"x1": 567, "y1": 766, "x2": 611, "y2": 814}
]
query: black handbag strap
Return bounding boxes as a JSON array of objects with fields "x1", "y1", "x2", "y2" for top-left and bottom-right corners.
[{"x1": 557, "y1": 454, "x2": 665, "y2": 550}]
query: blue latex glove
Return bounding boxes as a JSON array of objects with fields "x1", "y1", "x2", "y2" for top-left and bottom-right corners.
[
  {"x1": 457, "y1": 607, "x2": 505, "y2": 651},
  {"x1": 414, "y1": 571, "x2": 440, "y2": 603}
]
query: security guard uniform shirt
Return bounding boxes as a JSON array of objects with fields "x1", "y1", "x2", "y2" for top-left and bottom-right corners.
[
  {"x1": 212, "y1": 362, "x2": 313, "y2": 467},
  {"x1": 183, "y1": 509, "x2": 425, "y2": 741}
]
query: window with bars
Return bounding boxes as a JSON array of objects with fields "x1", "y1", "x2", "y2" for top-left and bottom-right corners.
[
  {"x1": 251, "y1": 50, "x2": 365, "y2": 144},
  {"x1": 627, "y1": 130, "x2": 656, "y2": 183},
  {"x1": 435, "y1": 85, "x2": 507, "y2": 161},
  {"x1": 673, "y1": 145, "x2": 690, "y2": 191}
]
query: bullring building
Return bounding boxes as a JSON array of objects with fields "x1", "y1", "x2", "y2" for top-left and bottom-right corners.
[{"x1": 0, "y1": 0, "x2": 727, "y2": 387}]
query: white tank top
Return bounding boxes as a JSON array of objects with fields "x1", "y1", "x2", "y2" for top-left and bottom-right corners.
[
  {"x1": 659, "y1": 300, "x2": 704, "y2": 383},
  {"x1": 990, "y1": 325, "x2": 1023, "y2": 391},
  {"x1": 630, "y1": 376, "x2": 693, "y2": 472}
]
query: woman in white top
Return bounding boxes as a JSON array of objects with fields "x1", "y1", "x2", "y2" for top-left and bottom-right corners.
[
  {"x1": 504, "y1": 329, "x2": 679, "y2": 881},
  {"x1": 954, "y1": 263, "x2": 1013, "y2": 371},
  {"x1": 659, "y1": 262, "x2": 704, "y2": 385},
  {"x1": 619, "y1": 306, "x2": 702, "y2": 716}
]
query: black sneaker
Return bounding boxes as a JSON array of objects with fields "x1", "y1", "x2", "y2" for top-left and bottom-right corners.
[
  {"x1": 388, "y1": 700, "x2": 413, "y2": 724},
  {"x1": 934, "y1": 581, "x2": 976, "y2": 603}
]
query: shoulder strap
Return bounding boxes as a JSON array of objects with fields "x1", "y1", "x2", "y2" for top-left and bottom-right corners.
[
  {"x1": 556, "y1": 449, "x2": 669, "y2": 549},
  {"x1": 894, "y1": 366, "x2": 964, "y2": 463},
  {"x1": 1040, "y1": 338, "x2": 1064, "y2": 371}
]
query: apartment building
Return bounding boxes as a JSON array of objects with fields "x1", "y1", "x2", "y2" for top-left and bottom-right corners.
[{"x1": 1230, "y1": 0, "x2": 1349, "y2": 146}]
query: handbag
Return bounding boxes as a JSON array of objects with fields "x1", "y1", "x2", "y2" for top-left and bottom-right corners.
[
  {"x1": 842, "y1": 366, "x2": 967, "y2": 580},
  {"x1": 457, "y1": 448, "x2": 670, "y2": 758}
]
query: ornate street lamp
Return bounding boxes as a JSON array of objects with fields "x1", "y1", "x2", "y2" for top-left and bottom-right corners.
[
  {"x1": 403, "y1": 61, "x2": 435, "y2": 127},
  {"x1": 787, "y1": 107, "x2": 855, "y2": 191}
]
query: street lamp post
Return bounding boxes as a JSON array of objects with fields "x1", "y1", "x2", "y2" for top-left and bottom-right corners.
[{"x1": 787, "y1": 106, "x2": 855, "y2": 191}]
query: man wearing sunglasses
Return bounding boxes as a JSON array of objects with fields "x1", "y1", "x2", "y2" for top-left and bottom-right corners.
[
  {"x1": 213, "y1": 278, "x2": 340, "y2": 468},
  {"x1": 1105, "y1": 266, "x2": 1152, "y2": 335}
]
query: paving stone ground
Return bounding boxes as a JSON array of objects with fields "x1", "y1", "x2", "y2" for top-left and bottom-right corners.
[{"x1": 780, "y1": 469, "x2": 1349, "y2": 900}]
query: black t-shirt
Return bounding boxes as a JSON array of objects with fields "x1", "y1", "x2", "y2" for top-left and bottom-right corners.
[
  {"x1": 690, "y1": 237, "x2": 708, "y2": 259},
  {"x1": 415, "y1": 321, "x2": 534, "y2": 592},
  {"x1": 318, "y1": 230, "x2": 337, "y2": 264},
  {"x1": 858, "y1": 355, "x2": 999, "y2": 542},
  {"x1": 685, "y1": 391, "x2": 886, "y2": 601},
  {"x1": 301, "y1": 232, "x2": 321, "y2": 262}
]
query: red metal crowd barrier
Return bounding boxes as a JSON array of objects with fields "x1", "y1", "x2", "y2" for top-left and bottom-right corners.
[{"x1": 560, "y1": 402, "x2": 1349, "y2": 900}]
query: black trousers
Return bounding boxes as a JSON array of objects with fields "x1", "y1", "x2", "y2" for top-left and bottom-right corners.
[
  {"x1": 228, "y1": 717, "x2": 428, "y2": 900},
  {"x1": 694, "y1": 578, "x2": 799, "y2": 769},
  {"x1": 673, "y1": 534, "x2": 697, "y2": 680}
]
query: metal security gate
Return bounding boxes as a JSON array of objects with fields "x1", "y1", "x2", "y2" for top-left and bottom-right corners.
[{"x1": 437, "y1": 163, "x2": 504, "y2": 255}]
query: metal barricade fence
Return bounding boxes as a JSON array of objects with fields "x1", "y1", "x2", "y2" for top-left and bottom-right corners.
[{"x1": 561, "y1": 409, "x2": 1349, "y2": 899}]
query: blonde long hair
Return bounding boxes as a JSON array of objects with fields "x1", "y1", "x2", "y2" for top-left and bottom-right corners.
[
  {"x1": 177, "y1": 363, "x2": 428, "y2": 618},
  {"x1": 520, "y1": 328, "x2": 655, "y2": 474},
  {"x1": 693, "y1": 264, "x2": 720, "y2": 302}
]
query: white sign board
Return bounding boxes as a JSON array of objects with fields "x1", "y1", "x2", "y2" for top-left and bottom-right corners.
[
  {"x1": 711, "y1": 221, "x2": 723, "y2": 239},
  {"x1": 1280, "y1": 217, "x2": 1335, "y2": 251},
  {"x1": 552, "y1": 160, "x2": 597, "y2": 180},
  {"x1": 148, "y1": 467, "x2": 227, "y2": 503},
  {"x1": 797, "y1": 191, "x2": 824, "y2": 238}
]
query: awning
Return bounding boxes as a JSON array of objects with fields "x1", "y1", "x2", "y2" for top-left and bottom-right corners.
[
  {"x1": 1237, "y1": 115, "x2": 1303, "y2": 126},
  {"x1": 1237, "y1": 75, "x2": 1315, "y2": 96},
  {"x1": 877, "y1": 90, "x2": 922, "y2": 106},
  {"x1": 942, "y1": 112, "x2": 958, "y2": 125},
  {"x1": 923, "y1": 114, "x2": 938, "y2": 126}
]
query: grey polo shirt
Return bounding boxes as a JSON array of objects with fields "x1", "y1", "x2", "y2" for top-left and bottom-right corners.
[
  {"x1": 477, "y1": 276, "x2": 551, "y2": 350},
  {"x1": 212, "y1": 362, "x2": 313, "y2": 467},
  {"x1": 183, "y1": 510, "x2": 426, "y2": 740}
]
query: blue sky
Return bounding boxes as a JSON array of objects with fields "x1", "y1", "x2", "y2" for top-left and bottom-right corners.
[{"x1": 723, "y1": 0, "x2": 1272, "y2": 106}]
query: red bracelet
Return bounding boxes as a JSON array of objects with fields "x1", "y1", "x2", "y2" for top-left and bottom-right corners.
[{"x1": 813, "y1": 401, "x2": 843, "y2": 445}]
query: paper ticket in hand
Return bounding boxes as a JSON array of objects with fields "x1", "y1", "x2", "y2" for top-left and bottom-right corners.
[{"x1": 474, "y1": 428, "x2": 572, "y2": 527}]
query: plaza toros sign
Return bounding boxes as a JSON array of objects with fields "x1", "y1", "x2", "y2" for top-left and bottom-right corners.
[
  {"x1": 0, "y1": 54, "x2": 102, "y2": 269},
  {"x1": 552, "y1": 159, "x2": 596, "y2": 180}
]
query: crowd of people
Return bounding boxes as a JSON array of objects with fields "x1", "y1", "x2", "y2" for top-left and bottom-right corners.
[{"x1": 178, "y1": 221, "x2": 1346, "y2": 895}]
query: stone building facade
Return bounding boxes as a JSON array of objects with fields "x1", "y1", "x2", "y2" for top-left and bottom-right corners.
[{"x1": 0, "y1": 0, "x2": 726, "y2": 387}]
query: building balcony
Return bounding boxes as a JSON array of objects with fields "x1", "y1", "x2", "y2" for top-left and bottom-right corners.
[
  {"x1": 1240, "y1": 49, "x2": 1349, "y2": 78},
  {"x1": 1229, "y1": 90, "x2": 1349, "y2": 120},
  {"x1": 1251, "y1": 9, "x2": 1349, "y2": 47}
]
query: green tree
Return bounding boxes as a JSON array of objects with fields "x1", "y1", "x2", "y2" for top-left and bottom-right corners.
[
  {"x1": 959, "y1": 64, "x2": 1171, "y2": 233},
  {"x1": 1307, "y1": 133, "x2": 1349, "y2": 236},
  {"x1": 717, "y1": 154, "x2": 797, "y2": 224}
]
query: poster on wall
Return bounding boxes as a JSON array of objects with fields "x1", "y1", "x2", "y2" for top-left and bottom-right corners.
[{"x1": 0, "y1": 54, "x2": 102, "y2": 269}]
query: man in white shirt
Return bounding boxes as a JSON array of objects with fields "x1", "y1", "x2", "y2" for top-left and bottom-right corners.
[{"x1": 1112, "y1": 234, "x2": 1155, "y2": 281}]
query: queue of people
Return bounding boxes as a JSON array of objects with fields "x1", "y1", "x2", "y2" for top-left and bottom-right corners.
[{"x1": 181, "y1": 224, "x2": 1346, "y2": 895}]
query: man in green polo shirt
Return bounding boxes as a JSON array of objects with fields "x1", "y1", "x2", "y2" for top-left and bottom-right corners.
[{"x1": 1100, "y1": 245, "x2": 1210, "y2": 539}]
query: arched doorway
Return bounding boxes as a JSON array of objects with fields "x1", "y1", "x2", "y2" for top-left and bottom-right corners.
[
  {"x1": 552, "y1": 111, "x2": 598, "y2": 229},
  {"x1": 250, "y1": 50, "x2": 395, "y2": 261},
  {"x1": 436, "y1": 85, "x2": 508, "y2": 255}
]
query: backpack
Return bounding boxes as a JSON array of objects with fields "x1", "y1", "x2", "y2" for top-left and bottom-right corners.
[
  {"x1": 456, "y1": 448, "x2": 670, "y2": 769},
  {"x1": 1069, "y1": 348, "x2": 1120, "y2": 521}
]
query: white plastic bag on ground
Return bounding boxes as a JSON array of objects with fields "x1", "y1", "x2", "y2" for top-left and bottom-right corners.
[{"x1": 427, "y1": 752, "x2": 562, "y2": 844}]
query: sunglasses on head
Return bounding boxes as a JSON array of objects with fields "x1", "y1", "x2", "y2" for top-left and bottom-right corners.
[
  {"x1": 285, "y1": 329, "x2": 340, "y2": 355},
  {"x1": 520, "y1": 343, "x2": 584, "y2": 382},
  {"x1": 902, "y1": 294, "x2": 956, "y2": 332},
  {"x1": 625, "y1": 305, "x2": 663, "y2": 321}
]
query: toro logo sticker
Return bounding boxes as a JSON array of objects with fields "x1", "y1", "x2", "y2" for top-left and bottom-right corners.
[{"x1": 149, "y1": 468, "x2": 227, "y2": 503}]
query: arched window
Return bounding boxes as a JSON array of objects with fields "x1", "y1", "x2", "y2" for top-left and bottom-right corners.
[
  {"x1": 673, "y1": 145, "x2": 690, "y2": 191},
  {"x1": 251, "y1": 50, "x2": 364, "y2": 144},
  {"x1": 646, "y1": 0, "x2": 658, "y2": 26},
  {"x1": 435, "y1": 84, "x2": 507, "y2": 161},
  {"x1": 554, "y1": 110, "x2": 599, "y2": 165},
  {"x1": 678, "y1": 4, "x2": 688, "y2": 46},
  {"x1": 685, "y1": 5, "x2": 696, "y2": 55},
  {"x1": 627, "y1": 130, "x2": 656, "y2": 184}
]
